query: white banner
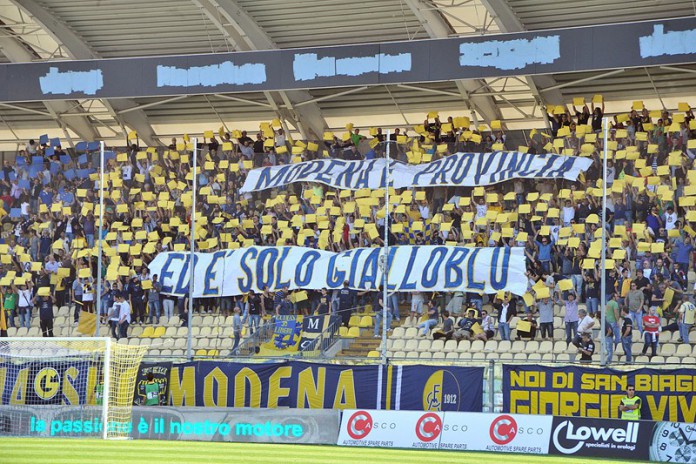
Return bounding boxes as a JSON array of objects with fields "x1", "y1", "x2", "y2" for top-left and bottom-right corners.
[
  {"x1": 337, "y1": 410, "x2": 444, "y2": 449},
  {"x1": 240, "y1": 152, "x2": 592, "y2": 192},
  {"x1": 147, "y1": 245, "x2": 527, "y2": 297},
  {"x1": 337, "y1": 410, "x2": 552, "y2": 453},
  {"x1": 439, "y1": 412, "x2": 552, "y2": 454}
]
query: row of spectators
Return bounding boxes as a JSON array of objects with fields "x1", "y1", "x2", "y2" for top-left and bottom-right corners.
[{"x1": 0, "y1": 99, "x2": 694, "y2": 353}]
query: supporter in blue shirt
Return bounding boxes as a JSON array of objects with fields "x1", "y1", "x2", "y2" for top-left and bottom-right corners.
[
  {"x1": 534, "y1": 228, "x2": 554, "y2": 274},
  {"x1": 674, "y1": 236, "x2": 694, "y2": 273},
  {"x1": 646, "y1": 206, "x2": 662, "y2": 235}
]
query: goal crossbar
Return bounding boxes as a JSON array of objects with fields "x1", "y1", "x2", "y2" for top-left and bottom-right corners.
[{"x1": 0, "y1": 337, "x2": 147, "y2": 439}]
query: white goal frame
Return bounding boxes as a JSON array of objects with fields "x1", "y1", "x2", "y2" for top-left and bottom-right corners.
[{"x1": 0, "y1": 336, "x2": 148, "y2": 440}]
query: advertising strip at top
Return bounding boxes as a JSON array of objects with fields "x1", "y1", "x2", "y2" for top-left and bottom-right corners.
[
  {"x1": 502, "y1": 364, "x2": 696, "y2": 423},
  {"x1": 239, "y1": 153, "x2": 592, "y2": 193},
  {"x1": 147, "y1": 245, "x2": 527, "y2": 297},
  {"x1": 2, "y1": 18, "x2": 696, "y2": 102}
]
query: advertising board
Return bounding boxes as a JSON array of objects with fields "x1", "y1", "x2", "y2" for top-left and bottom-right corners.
[
  {"x1": 549, "y1": 416, "x2": 650, "y2": 459},
  {"x1": 0, "y1": 405, "x2": 339, "y2": 444},
  {"x1": 439, "y1": 413, "x2": 552, "y2": 454},
  {"x1": 337, "y1": 410, "x2": 444, "y2": 449},
  {"x1": 649, "y1": 422, "x2": 696, "y2": 463}
]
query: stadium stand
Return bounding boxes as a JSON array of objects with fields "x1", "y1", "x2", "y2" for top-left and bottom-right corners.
[{"x1": 1, "y1": 99, "x2": 696, "y2": 365}]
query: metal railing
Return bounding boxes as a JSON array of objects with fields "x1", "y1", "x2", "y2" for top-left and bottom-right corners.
[{"x1": 232, "y1": 320, "x2": 275, "y2": 356}]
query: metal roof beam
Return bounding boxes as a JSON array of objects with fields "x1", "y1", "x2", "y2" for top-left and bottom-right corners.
[
  {"x1": 403, "y1": 0, "x2": 502, "y2": 125},
  {"x1": 192, "y1": 0, "x2": 328, "y2": 140},
  {"x1": 0, "y1": 29, "x2": 99, "y2": 145},
  {"x1": 478, "y1": 0, "x2": 564, "y2": 128},
  {"x1": 9, "y1": 0, "x2": 158, "y2": 145}
]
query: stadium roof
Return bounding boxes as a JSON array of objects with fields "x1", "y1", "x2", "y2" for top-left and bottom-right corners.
[{"x1": 0, "y1": 0, "x2": 694, "y2": 149}]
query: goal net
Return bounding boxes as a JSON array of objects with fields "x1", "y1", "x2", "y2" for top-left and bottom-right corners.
[{"x1": 0, "y1": 337, "x2": 147, "y2": 439}]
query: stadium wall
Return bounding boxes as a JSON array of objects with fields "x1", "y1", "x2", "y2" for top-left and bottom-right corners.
[{"x1": 2, "y1": 358, "x2": 695, "y2": 422}]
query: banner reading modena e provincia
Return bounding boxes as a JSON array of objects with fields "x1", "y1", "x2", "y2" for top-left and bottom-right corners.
[
  {"x1": 147, "y1": 245, "x2": 527, "y2": 297},
  {"x1": 240, "y1": 152, "x2": 592, "y2": 193}
]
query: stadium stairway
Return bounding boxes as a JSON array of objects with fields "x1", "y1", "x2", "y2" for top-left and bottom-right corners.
[
  {"x1": 337, "y1": 331, "x2": 383, "y2": 357},
  {"x1": 336, "y1": 303, "x2": 408, "y2": 358}
]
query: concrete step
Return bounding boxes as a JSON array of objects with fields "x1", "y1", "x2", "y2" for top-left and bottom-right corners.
[{"x1": 337, "y1": 332, "x2": 383, "y2": 357}]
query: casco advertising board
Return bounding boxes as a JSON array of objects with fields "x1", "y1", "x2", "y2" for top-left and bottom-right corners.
[
  {"x1": 337, "y1": 410, "x2": 551, "y2": 453},
  {"x1": 549, "y1": 416, "x2": 650, "y2": 459},
  {"x1": 439, "y1": 413, "x2": 552, "y2": 454},
  {"x1": 337, "y1": 410, "x2": 444, "y2": 449}
]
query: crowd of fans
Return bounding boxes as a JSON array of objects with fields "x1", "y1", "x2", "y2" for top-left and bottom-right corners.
[{"x1": 0, "y1": 98, "x2": 695, "y2": 363}]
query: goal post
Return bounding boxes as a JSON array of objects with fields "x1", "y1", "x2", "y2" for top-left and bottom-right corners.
[{"x1": 0, "y1": 337, "x2": 148, "y2": 439}]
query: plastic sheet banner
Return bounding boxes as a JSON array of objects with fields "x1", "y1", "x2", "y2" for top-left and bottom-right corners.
[
  {"x1": 298, "y1": 315, "x2": 340, "y2": 352},
  {"x1": 148, "y1": 245, "x2": 528, "y2": 297},
  {"x1": 133, "y1": 362, "x2": 172, "y2": 406},
  {"x1": 271, "y1": 315, "x2": 302, "y2": 350},
  {"x1": 167, "y1": 362, "x2": 483, "y2": 412},
  {"x1": 0, "y1": 361, "x2": 96, "y2": 406},
  {"x1": 241, "y1": 153, "x2": 592, "y2": 192},
  {"x1": 396, "y1": 364, "x2": 483, "y2": 412},
  {"x1": 502, "y1": 365, "x2": 696, "y2": 422}
]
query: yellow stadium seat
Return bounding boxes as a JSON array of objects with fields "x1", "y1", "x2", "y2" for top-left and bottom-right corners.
[
  {"x1": 195, "y1": 349, "x2": 207, "y2": 356},
  {"x1": 359, "y1": 316, "x2": 372, "y2": 328},
  {"x1": 367, "y1": 350, "x2": 380, "y2": 358},
  {"x1": 140, "y1": 327, "x2": 154, "y2": 338},
  {"x1": 348, "y1": 315, "x2": 361, "y2": 327},
  {"x1": 339, "y1": 326, "x2": 349, "y2": 337},
  {"x1": 153, "y1": 326, "x2": 166, "y2": 338},
  {"x1": 346, "y1": 327, "x2": 361, "y2": 338},
  {"x1": 207, "y1": 349, "x2": 219, "y2": 357}
]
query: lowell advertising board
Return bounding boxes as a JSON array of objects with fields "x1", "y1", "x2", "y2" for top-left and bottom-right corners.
[{"x1": 549, "y1": 416, "x2": 650, "y2": 459}]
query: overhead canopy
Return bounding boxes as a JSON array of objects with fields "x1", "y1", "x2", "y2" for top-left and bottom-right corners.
[{"x1": 0, "y1": 0, "x2": 694, "y2": 149}]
